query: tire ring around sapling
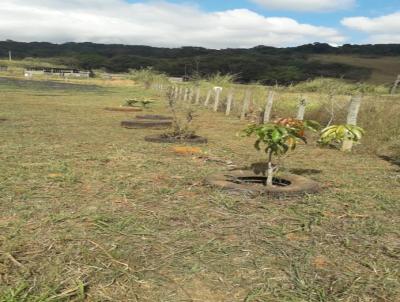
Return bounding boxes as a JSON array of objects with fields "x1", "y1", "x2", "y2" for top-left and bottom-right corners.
[
  {"x1": 121, "y1": 119, "x2": 173, "y2": 129},
  {"x1": 104, "y1": 107, "x2": 143, "y2": 112},
  {"x1": 135, "y1": 115, "x2": 173, "y2": 120},
  {"x1": 144, "y1": 134, "x2": 208, "y2": 144},
  {"x1": 205, "y1": 169, "x2": 320, "y2": 197}
]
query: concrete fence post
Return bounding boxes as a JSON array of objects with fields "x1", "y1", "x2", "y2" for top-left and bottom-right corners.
[
  {"x1": 263, "y1": 91, "x2": 275, "y2": 123},
  {"x1": 342, "y1": 95, "x2": 362, "y2": 152},
  {"x1": 296, "y1": 98, "x2": 307, "y2": 120},
  {"x1": 195, "y1": 87, "x2": 201, "y2": 105},
  {"x1": 183, "y1": 88, "x2": 189, "y2": 102},
  {"x1": 225, "y1": 89, "x2": 234, "y2": 116},
  {"x1": 213, "y1": 87, "x2": 223, "y2": 112},
  {"x1": 178, "y1": 86, "x2": 183, "y2": 100},
  {"x1": 241, "y1": 90, "x2": 251, "y2": 120},
  {"x1": 390, "y1": 75, "x2": 400, "y2": 95},
  {"x1": 188, "y1": 88, "x2": 194, "y2": 103},
  {"x1": 204, "y1": 89, "x2": 212, "y2": 106}
]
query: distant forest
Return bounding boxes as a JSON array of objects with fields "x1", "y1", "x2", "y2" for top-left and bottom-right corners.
[{"x1": 1, "y1": 40, "x2": 400, "y2": 84}]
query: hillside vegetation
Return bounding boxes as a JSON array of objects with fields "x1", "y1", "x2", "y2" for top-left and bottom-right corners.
[{"x1": 1, "y1": 41, "x2": 400, "y2": 85}]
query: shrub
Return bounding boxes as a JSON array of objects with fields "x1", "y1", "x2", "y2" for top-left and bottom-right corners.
[
  {"x1": 165, "y1": 87, "x2": 197, "y2": 139},
  {"x1": 129, "y1": 67, "x2": 169, "y2": 89},
  {"x1": 319, "y1": 124, "x2": 365, "y2": 150}
]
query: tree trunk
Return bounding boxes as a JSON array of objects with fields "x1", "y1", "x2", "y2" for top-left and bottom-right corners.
[{"x1": 266, "y1": 150, "x2": 274, "y2": 187}]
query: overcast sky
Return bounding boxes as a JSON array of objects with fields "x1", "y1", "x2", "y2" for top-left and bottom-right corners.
[{"x1": 0, "y1": 0, "x2": 399, "y2": 48}]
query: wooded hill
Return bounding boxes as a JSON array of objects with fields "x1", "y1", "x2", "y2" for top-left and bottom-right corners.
[{"x1": 1, "y1": 40, "x2": 400, "y2": 85}]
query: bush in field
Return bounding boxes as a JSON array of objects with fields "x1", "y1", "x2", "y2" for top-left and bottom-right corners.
[
  {"x1": 165, "y1": 87, "x2": 197, "y2": 139},
  {"x1": 359, "y1": 100, "x2": 400, "y2": 156},
  {"x1": 319, "y1": 124, "x2": 365, "y2": 149},
  {"x1": 293, "y1": 78, "x2": 388, "y2": 95},
  {"x1": 129, "y1": 67, "x2": 168, "y2": 89},
  {"x1": 208, "y1": 72, "x2": 237, "y2": 87}
]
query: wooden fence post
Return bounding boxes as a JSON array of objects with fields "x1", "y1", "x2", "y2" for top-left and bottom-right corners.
[
  {"x1": 204, "y1": 89, "x2": 212, "y2": 106},
  {"x1": 263, "y1": 91, "x2": 275, "y2": 123},
  {"x1": 241, "y1": 90, "x2": 251, "y2": 120},
  {"x1": 213, "y1": 87, "x2": 223, "y2": 112},
  {"x1": 225, "y1": 89, "x2": 234, "y2": 116},
  {"x1": 296, "y1": 98, "x2": 307, "y2": 120},
  {"x1": 195, "y1": 87, "x2": 201, "y2": 104},
  {"x1": 342, "y1": 95, "x2": 362, "y2": 152},
  {"x1": 390, "y1": 75, "x2": 400, "y2": 95}
]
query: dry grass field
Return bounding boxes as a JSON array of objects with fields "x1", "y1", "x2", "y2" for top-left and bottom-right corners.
[
  {"x1": 311, "y1": 54, "x2": 400, "y2": 85},
  {"x1": 0, "y1": 76, "x2": 399, "y2": 301}
]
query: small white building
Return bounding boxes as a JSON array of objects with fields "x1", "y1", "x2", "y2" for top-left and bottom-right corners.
[
  {"x1": 24, "y1": 67, "x2": 91, "y2": 78},
  {"x1": 168, "y1": 77, "x2": 185, "y2": 83}
]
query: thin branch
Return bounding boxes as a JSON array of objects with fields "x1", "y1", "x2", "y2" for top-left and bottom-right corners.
[{"x1": 1, "y1": 252, "x2": 24, "y2": 268}]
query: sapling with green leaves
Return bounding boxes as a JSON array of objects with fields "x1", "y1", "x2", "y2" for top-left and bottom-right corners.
[
  {"x1": 165, "y1": 87, "x2": 197, "y2": 139},
  {"x1": 124, "y1": 98, "x2": 154, "y2": 108},
  {"x1": 124, "y1": 98, "x2": 140, "y2": 107},
  {"x1": 140, "y1": 100, "x2": 154, "y2": 109},
  {"x1": 244, "y1": 119, "x2": 319, "y2": 187}
]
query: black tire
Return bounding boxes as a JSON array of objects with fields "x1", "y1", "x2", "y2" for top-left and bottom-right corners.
[
  {"x1": 121, "y1": 120, "x2": 172, "y2": 129},
  {"x1": 205, "y1": 169, "x2": 320, "y2": 197},
  {"x1": 136, "y1": 115, "x2": 173, "y2": 120},
  {"x1": 144, "y1": 134, "x2": 208, "y2": 144},
  {"x1": 104, "y1": 107, "x2": 142, "y2": 112}
]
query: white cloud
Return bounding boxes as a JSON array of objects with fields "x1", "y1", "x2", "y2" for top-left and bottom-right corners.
[
  {"x1": 0, "y1": 0, "x2": 346, "y2": 48},
  {"x1": 251, "y1": 0, "x2": 355, "y2": 12},
  {"x1": 342, "y1": 12, "x2": 400, "y2": 43}
]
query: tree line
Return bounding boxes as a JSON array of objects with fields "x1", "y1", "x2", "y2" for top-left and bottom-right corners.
[{"x1": 1, "y1": 40, "x2": 399, "y2": 84}]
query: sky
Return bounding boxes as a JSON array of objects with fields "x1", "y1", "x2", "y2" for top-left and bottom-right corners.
[{"x1": 0, "y1": 0, "x2": 399, "y2": 48}]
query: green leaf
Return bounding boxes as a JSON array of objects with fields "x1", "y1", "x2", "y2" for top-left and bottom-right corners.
[
  {"x1": 304, "y1": 120, "x2": 321, "y2": 131},
  {"x1": 272, "y1": 129, "x2": 282, "y2": 142},
  {"x1": 318, "y1": 124, "x2": 365, "y2": 145}
]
